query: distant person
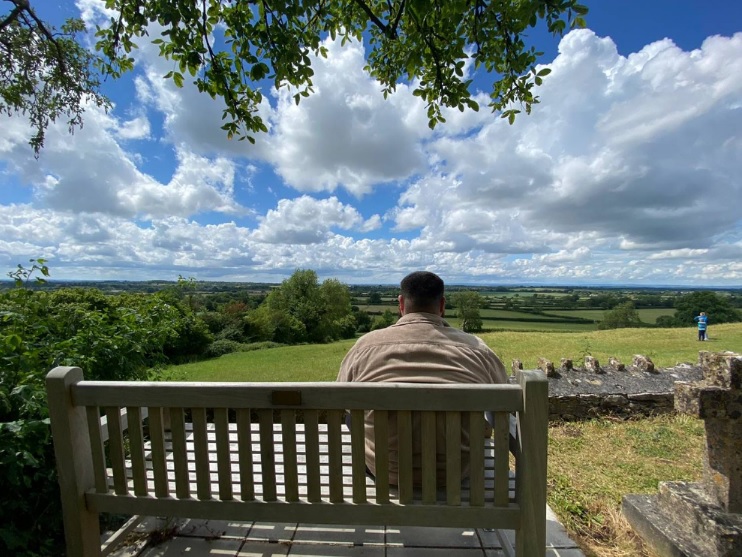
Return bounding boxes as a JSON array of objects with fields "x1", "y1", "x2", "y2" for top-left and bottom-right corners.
[
  {"x1": 337, "y1": 270, "x2": 508, "y2": 486},
  {"x1": 694, "y1": 311, "x2": 708, "y2": 341}
]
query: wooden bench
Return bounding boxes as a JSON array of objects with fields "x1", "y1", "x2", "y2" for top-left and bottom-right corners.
[{"x1": 46, "y1": 366, "x2": 548, "y2": 557}]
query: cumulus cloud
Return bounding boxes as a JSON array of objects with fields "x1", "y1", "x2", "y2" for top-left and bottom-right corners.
[
  {"x1": 252, "y1": 196, "x2": 381, "y2": 244},
  {"x1": 1, "y1": 9, "x2": 741, "y2": 286},
  {"x1": 399, "y1": 30, "x2": 742, "y2": 269},
  {"x1": 262, "y1": 37, "x2": 427, "y2": 196}
]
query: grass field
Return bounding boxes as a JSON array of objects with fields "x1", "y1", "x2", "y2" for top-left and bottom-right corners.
[
  {"x1": 355, "y1": 306, "x2": 678, "y2": 331},
  {"x1": 545, "y1": 308, "x2": 675, "y2": 324},
  {"x1": 168, "y1": 322, "x2": 742, "y2": 382},
  {"x1": 163, "y1": 323, "x2": 742, "y2": 557},
  {"x1": 548, "y1": 414, "x2": 705, "y2": 556}
]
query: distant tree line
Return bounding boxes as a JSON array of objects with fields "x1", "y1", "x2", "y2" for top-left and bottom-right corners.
[{"x1": 599, "y1": 291, "x2": 741, "y2": 330}]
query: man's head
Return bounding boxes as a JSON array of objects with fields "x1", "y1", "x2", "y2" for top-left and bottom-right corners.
[{"x1": 399, "y1": 271, "x2": 445, "y2": 316}]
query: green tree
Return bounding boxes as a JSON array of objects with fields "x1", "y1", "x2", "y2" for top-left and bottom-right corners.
[
  {"x1": 597, "y1": 301, "x2": 642, "y2": 330},
  {"x1": 249, "y1": 269, "x2": 353, "y2": 343},
  {"x1": 450, "y1": 290, "x2": 484, "y2": 332},
  {"x1": 672, "y1": 291, "x2": 741, "y2": 327},
  {"x1": 368, "y1": 291, "x2": 383, "y2": 305},
  {"x1": 371, "y1": 309, "x2": 397, "y2": 330},
  {"x1": 4, "y1": 1, "x2": 587, "y2": 153}
]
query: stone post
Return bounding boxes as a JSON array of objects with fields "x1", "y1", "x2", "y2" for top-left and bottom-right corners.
[
  {"x1": 623, "y1": 351, "x2": 742, "y2": 557},
  {"x1": 674, "y1": 351, "x2": 742, "y2": 513}
]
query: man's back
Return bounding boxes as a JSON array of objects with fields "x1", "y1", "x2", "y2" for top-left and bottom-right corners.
[{"x1": 337, "y1": 311, "x2": 507, "y2": 485}]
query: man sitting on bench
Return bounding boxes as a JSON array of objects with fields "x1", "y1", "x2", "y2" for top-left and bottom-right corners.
[{"x1": 337, "y1": 271, "x2": 508, "y2": 486}]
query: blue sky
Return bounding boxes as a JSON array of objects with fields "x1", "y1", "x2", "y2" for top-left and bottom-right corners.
[{"x1": 1, "y1": 1, "x2": 741, "y2": 286}]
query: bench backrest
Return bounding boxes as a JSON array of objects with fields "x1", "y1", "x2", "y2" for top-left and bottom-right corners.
[{"x1": 46, "y1": 367, "x2": 548, "y2": 557}]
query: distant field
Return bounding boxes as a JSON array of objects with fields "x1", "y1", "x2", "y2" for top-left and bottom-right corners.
[
  {"x1": 544, "y1": 308, "x2": 675, "y2": 324},
  {"x1": 167, "y1": 322, "x2": 742, "y2": 382},
  {"x1": 445, "y1": 317, "x2": 596, "y2": 332},
  {"x1": 354, "y1": 306, "x2": 597, "y2": 332}
]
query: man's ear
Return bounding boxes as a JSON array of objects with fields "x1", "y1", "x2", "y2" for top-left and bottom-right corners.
[
  {"x1": 398, "y1": 295, "x2": 405, "y2": 315},
  {"x1": 439, "y1": 296, "x2": 446, "y2": 317}
]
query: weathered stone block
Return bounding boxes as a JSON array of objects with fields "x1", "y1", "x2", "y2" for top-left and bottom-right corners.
[
  {"x1": 633, "y1": 354, "x2": 655, "y2": 373},
  {"x1": 538, "y1": 357, "x2": 559, "y2": 377},
  {"x1": 584, "y1": 356, "x2": 602, "y2": 374},
  {"x1": 608, "y1": 356, "x2": 625, "y2": 371},
  {"x1": 699, "y1": 351, "x2": 742, "y2": 389},
  {"x1": 560, "y1": 358, "x2": 573, "y2": 371},
  {"x1": 511, "y1": 359, "x2": 523, "y2": 374},
  {"x1": 675, "y1": 381, "x2": 702, "y2": 416}
]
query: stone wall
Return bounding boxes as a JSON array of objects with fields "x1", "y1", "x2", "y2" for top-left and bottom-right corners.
[{"x1": 517, "y1": 354, "x2": 705, "y2": 421}]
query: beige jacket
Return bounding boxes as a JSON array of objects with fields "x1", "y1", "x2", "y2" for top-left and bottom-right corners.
[{"x1": 337, "y1": 312, "x2": 508, "y2": 485}]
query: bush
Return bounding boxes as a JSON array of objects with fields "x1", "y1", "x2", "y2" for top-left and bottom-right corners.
[
  {"x1": 205, "y1": 339, "x2": 247, "y2": 358},
  {"x1": 0, "y1": 283, "x2": 214, "y2": 556}
]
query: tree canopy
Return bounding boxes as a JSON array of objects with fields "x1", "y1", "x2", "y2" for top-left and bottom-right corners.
[
  {"x1": 597, "y1": 301, "x2": 642, "y2": 330},
  {"x1": 672, "y1": 291, "x2": 741, "y2": 326},
  {"x1": 450, "y1": 290, "x2": 484, "y2": 332},
  {"x1": 2, "y1": 0, "x2": 587, "y2": 154},
  {"x1": 248, "y1": 269, "x2": 354, "y2": 343}
]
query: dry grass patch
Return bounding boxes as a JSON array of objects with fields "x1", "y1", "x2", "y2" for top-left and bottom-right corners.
[{"x1": 547, "y1": 414, "x2": 705, "y2": 556}]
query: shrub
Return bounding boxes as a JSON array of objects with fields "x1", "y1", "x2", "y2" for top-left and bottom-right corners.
[
  {"x1": 205, "y1": 339, "x2": 247, "y2": 358},
  {"x1": 0, "y1": 282, "x2": 213, "y2": 556}
]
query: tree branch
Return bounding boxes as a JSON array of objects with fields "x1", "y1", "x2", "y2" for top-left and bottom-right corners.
[
  {"x1": 0, "y1": 0, "x2": 26, "y2": 32},
  {"x1": 352, "y1": 0, "x2": 390, "y2": 37},
  {"x1": 13, "y1": 1, "x2": 69, "y2": 78},
  {"x1": 389, "y1": 0, "x2": 406, "y2": 38}
]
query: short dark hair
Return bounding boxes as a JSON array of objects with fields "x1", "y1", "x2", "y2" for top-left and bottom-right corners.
[{"x1": 400, "y1": 271, "x2": 444, "y2": 312}]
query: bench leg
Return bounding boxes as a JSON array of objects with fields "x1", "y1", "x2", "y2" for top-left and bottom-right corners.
[
  {"x1": 516, "y1": 370, "x2": 549, "y2": 557},
  {"x1": 46, "y1": 367, "x2": 101, "y2": 557}
]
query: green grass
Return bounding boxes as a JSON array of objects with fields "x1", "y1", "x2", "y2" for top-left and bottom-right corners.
[
  {"x1": 548, "y1": 414, "x2": 705, "y2": 556},
  {"x1": 167, "y1": 323, "x2": 742, "y2": 382},
  {"x1": 169, "y1": 340, "x2": 355, "y2": 382},
  {"x1": 545, "y1": 308, "x2": 675, "y2": 324},
  {"x1": 479, "y1": 322, "x2": 742, "y2": 369}
]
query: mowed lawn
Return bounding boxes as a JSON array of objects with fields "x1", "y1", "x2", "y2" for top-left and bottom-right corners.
[{"x1": 168, "y1": 322, "x2": 742, "y2": 382}]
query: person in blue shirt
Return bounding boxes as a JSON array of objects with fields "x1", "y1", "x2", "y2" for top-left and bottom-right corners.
[{"x1": 694, "y1": 312, "x2": 708, "y2": 341}]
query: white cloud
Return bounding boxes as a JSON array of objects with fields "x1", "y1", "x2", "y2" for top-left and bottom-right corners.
[
  {"x1": 252, "y1": 196, "x2": 380, "y2": 244},
  {"x1": 262, "y1": 37, "x2": 427, "y2": 196},
  {"x1": 1, "y1": 10, "x2": 741, "y2": 286}
]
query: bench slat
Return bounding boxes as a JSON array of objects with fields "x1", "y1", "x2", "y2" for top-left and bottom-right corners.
[
  {"x1": 86, "y1": 492, "x2": 522, "y2": 530},
  {"x1": 421, "y1": 411, "x2": 437, "y2": 503},
  {"x1": 126, "y1": 407, "x2": 148, "y2": 496},
  {"x1": 494, "y1": 412, "x2": 511, "y2": 506},
  {"x1": 236, "y1": 409, "x2": 254, "y2": 501},
  {"x1": 373, "y1": 410, "x2": 390, "y2": 503},
  {"x1": 192, "y1": 407, "x2": 211, "y2": 500},
  {"x1": 350, "y1": 409, "x2": 366, "y2": 504},
  {"x1": 397, "y1": 410, "x2": 413, "y2": 503},
  {"x1": 257, "y1": 409, "x2": 276, "y2": 501},
  {"x1": 281, "y1": 412, "x2": 299, "y2": 502},
  {"x1": 169, "y1": 407, "x2": 190, "y2": 499},
  {"x1": 73, "y1": 382, "x2": 524, "y2": 412},
  {"x1": 148, "y1": 407, "x2": 169, "y2": 498},
  {"x1": 101, "y1": 422, "x2": 514, "y2": 505},
  {"x1": 86, "y1": 406, "x2": 108, "y2": 494},
  {"x1": 468, "y1": 411, "x2": 485, "y2": 507},
  {"x1": 327, "y1": 410, "x2": 344, "y2": 503},
  {"x1": 105, "y1": 407, "x2": 127, "y2": 496},
  {"x1": 303, "y1": 410, "x2": 321, "y2": 502},
  {"x1": 446, "y1": 411, "x2": 462, "y2": 506},
  {"x1": 214, "y1": 408, "x2": 232, "y2": 501}
]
